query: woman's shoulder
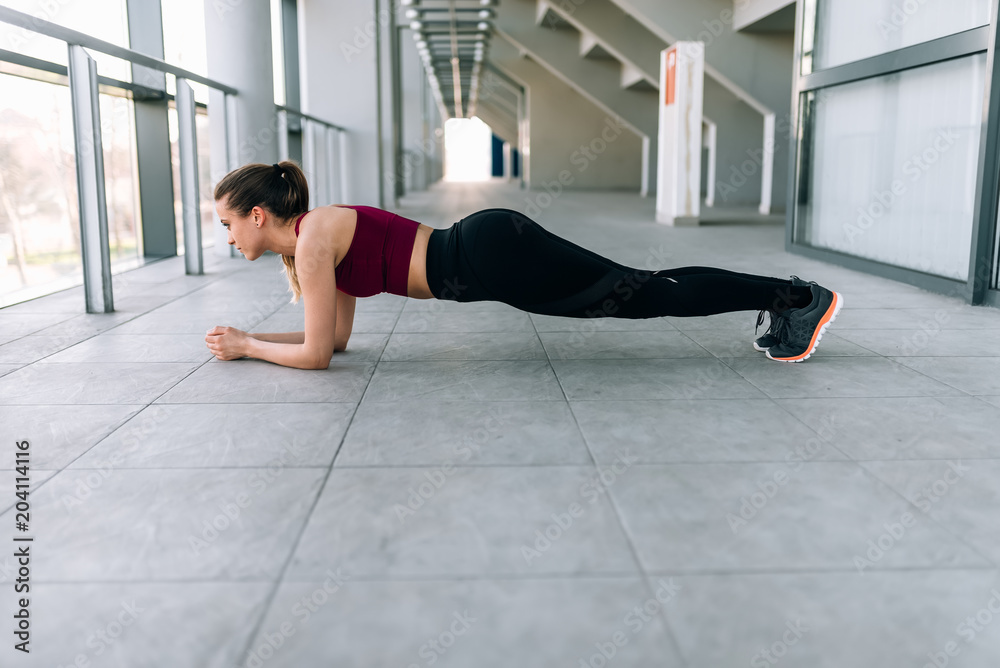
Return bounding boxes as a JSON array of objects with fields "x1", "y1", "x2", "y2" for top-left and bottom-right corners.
[{"x1": 295, "y1": 205, "x2": 357, "y2": 261}]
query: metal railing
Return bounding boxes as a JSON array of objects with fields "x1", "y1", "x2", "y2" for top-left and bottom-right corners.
[
  {"x1": 276, "y1": 105, "x2": 348, "y2": 209},
  {"x1": 0, "y1": 4, "x2": 241, "y2": 313}
]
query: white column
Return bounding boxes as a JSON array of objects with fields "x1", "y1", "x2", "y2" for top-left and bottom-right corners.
[
  {"x1": 176, "y1": 79, "x2": 203, "y2": 275},
  {"x1": 68, "y1": 45, "x2": 113, "y2": 313},
  {"x1": 205, "y1": 0, "x2": 276, "y2": 257},
  {"x1": 655, "y1": 41, "x2": 705, "y2": 226}
]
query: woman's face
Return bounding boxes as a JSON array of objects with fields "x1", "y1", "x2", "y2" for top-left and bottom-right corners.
[{"x1": 215, "y1": 198, "x2": 265, "y2": 260}]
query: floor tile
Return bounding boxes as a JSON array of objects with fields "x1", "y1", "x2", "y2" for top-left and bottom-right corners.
[
  {"x1": 777, "y1": 397, "x2": 1000, "y2": 460},
  {"x1": 70, "y1": 403, "x2": 356, "y2": 469},
  {"x1": 351, "y1": 310, "x2": 401, "y2": 333},
  {"x1": 41, "y1": 334, "x2": 214, "y2": 364},
  {"x1": 2, "y1": 468, "x2": 326, "y2": 581},
  {"x1": 660, "y1": 570, "x2": 1000, "y2": 668},
  {"x1": 0, "y1": 335, "x2": 83, "y2": 364},
  {"x1": 539, "y1": 329, "x2": 710, "y2": 359},
  {"x1": 365, "y1": 360, "x2": 565, "y2": 401},
  {"x1": 0, "y1": 364, "x2": 23, "y2": 379},
  {"x1": 107, "y1": 311, "x2": 265, "y2": 335},
  {"x1": 726, "y1": 356, "x2": 965, "y2": 398},
  {"x1": 891, "y1": 357, "x2": 1000, "y2": 395},
  {"x1": 610, "y1": 462, "x2": 988, "y2": 572},
  {"x1": 0, "y1": 312, "x2": 76, "y2": 336},
  {"x1": 687, "y1": 327, "x2": 877, "y2": 358},
  {"x1": 572, "y1": 399, "x2": 846, "y2": 464},
  {"x1": 286, "y1": 466, "x2": 637, "y2": 578},
  {"x1": 837, "y1": 328, "x2": 1000, "y2": 357},
  {"x1": 337, "y1": 400, "x2": 591, "y2": 466},
  {"x1": 0, "y1": 469, "x2": 56, "y2": 515},
  {"x1": 0, "y1": 363, "x2": 200, "y2": 404},
  {"x1": 0, "y1": 582, "x2": 271, "y2": 668},
  {"x1": 382, "y1": 331, "x2": 546, "y2": 361},
  {"x1": 155, "y1": 360, "x2": 373, "y2": 403},
  {"x1": 530, "y1": 313, "x2": 679, "y2": 332},
  {"x1": 862, "y1": 459, "x2": 1000, "y2": 564},
  {"x1": 247, "y1": 578, "x2": 682, "y2": 668},
  {"x1": 0, "y1": 404, "x2": 142, "y2": 469},
  {"x1": 324, "y1": 332, "x2": 388, "y2": 363},
  {"x1": 551, "y1": 358, "x2": 767, "y2": 401},
  {"x1": 394, "y1": 308, "x2": 537, "y2": 333}
]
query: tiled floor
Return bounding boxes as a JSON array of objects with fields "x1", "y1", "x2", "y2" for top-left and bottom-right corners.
[{"x1": 2, "y1": 179, "x2": 1000, "y2": 667}]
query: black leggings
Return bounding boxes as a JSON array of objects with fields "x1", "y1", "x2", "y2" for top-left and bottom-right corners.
[{"x1": 424, "y1": 208, "x2": 811, "y2": 318}]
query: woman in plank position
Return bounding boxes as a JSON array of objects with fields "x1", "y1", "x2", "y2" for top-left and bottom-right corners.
[{"x1": 206, "y1": 161, "x2": 842, "y2": 369}]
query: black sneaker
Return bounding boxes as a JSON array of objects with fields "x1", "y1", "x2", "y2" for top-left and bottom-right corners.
[
  {"x1": 765, "y1": 283, "x2": 844, "y2": 362},
  {"x1": 753, "y1": 309, "x2": 785, "y2": 352},
  {"x1": 753, "y1": 275, "x2": 808, "y2": 352}
]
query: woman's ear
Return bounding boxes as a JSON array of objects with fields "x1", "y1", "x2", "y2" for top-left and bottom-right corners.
[{"x1": 251, "y1": 205, "x2": 265, "y2": 227}]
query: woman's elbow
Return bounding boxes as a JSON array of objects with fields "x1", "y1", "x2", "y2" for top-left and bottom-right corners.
[{"x1": 306, "y1": 349, "x2": 333, "y2": 370}]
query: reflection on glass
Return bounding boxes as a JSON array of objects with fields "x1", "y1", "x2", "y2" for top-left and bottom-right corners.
[
  {"x1": 0, "y1": 0, "x2": 131, "y2": 81},
  {"x1": 161, "y1": 0, "x2": 210, "y2": 105},
  {"x1": 812, "y1": 0, "x2": 990, "y2": 71},
  {"x1": 796, "y1": 54, "x2": 987, "y2": 280},
  {"x1": 168, "y1": 105, "x2": 215, "y2": 255},
  {"x1": 0, "y1": 74, "x2": 140, "y2": 305}
]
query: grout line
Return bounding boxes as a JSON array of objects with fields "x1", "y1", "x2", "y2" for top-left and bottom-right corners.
[
  {"x1": 13, "y1": 562, "x2": 998, "y2": 587},
  {"x1": 233, "y1": 329, "x2": 384, "y2": 664}
]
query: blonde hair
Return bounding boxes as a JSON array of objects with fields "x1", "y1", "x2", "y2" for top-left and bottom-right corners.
[{"x1": 213, "y1": 160, "x2": 309, "y2": 302}]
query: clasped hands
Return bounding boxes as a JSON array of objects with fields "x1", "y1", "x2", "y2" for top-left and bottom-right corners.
[{"x1": 205, "y1": 326, "x2": 250, "y2": 361}]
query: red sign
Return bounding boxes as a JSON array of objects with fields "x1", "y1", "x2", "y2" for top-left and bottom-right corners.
[{"x1": 664, "y1": 47, "x2": 677, "y2": 106}]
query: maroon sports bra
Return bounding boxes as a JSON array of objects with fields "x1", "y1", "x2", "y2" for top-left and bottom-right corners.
[{"x1": 294, "y1": 205, "x2": 421, "y2": 298}]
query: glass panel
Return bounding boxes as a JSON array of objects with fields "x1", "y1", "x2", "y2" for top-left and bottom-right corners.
[
  {"x1": 796, "y1": 54, "x2": 987, "y2": 281},
  {"x1": 0, "y1": 74, "x2": 80, "y2": 305},
  {"x1": 100, "y1": 94, "x2": 142, "y2": 270},
  {"x1": 811, "y1": 0, "x2": 990, "y2": 72},
  {"x1": 0, "y1": 0, "x2": 131, "y2": 81},
  {"x1": 994, "y1": 184, "x2": 1000, "y2": 290},
  {"x1": 168, "y1": 106, "x2": 215, "y2": 255},
  {"x1": 0, "y1": 74, "x2": 141, "y2": 306},
  {"x1": 162, "y1": 0, "x2": 210, "y2": 105}
]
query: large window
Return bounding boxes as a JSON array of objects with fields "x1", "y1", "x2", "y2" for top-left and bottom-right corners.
[
  {"x1": 167, "y1": 105, "x2": 215, "y2": 254},
  {"x1": 807, "y1": 0, "x2": 990, "y2": 72},
  {"x1": 790, "y1": 0, "x2": 995, "y2": 296},
  {"x1": 161, "y1": 0, "x2": 210, "y2": 105},
  {"x1": 0, "y1": 0, "x2": 130, "y2": 80},
  {"x1": 0, "y1": 72, "x2": 140, "y2": 306},
  {"x1": 797, "y1": 54, "x2": 987, "y2": 280}
]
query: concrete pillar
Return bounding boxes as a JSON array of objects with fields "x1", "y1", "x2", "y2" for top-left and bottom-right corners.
[
  {"x1": 204, "y1": 0, "x2": 276, "y2": 257},
  {"x1": 401, "y1": 23, "x2": 429, "y2": 193},
  {"x1": 127, "y1": 0, "x2": 176, "y2": 259},
  {"x1": 299, "y1": 0, "x2": 387, "y2": 206}
]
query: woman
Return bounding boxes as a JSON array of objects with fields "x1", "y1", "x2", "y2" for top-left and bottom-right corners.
[{"x1": 206, "y1": 161, "x2": 842, "y2": 369}]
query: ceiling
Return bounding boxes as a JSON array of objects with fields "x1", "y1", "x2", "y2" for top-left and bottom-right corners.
[{"x1": 404, "y1": 0, "x2": 497, "y2": 119}]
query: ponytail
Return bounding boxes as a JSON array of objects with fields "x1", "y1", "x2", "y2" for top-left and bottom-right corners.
[{"x1": 213, "y1": 160, "x2": 310, "y2": 302}]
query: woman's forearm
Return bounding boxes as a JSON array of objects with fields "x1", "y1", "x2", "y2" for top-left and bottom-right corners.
[
  {"x1": 251, "y1": 331, "x2": 305, "y2": 344},
  {"x1": 243, "y1": 337, "x2": 330, "y2": 369}
]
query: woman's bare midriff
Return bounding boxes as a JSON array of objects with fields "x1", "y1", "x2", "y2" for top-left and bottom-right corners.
[{"x1": 407, "y1": 224, "x2": 435, "y2": 299}]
